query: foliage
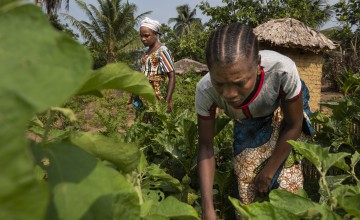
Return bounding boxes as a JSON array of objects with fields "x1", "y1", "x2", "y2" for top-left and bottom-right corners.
[
  {"x1": 172, "y1": 70, "x2": 203, "y2": 111},
  {"x1": 168, "y1": 4, "x2": 202, "y2": 37},
  {"x1": 337, "y1": 69, "x2": 360, "y2": 96},
  {"x1": 36, "y1": 0, "x2": 69, "y2": 18},
  {"x1": 162, "y1": 4, "x2": 207, "y2": 63},
  {"x1": 0, "y1": 2, "x2": 91, "y2": 219},
  {"x1": 48, "y1": 14, "x2": 79, "y2": 39},
  {"x1": 62, "y1": 0, "x2": 149, "y2": 64},
  {"x1": 161, "y1": 23, "x2": 209, "y2": 63},
  {"x1": 322, "y1": 0, "x2": 359, "y2": 93},
  {"x1": 313, "y1": 67, "x2": 360, "y2": 153},
  {"x1": 325, "y1": 0, "x2": 359, "y2": 73},
  {"x1": 198, "y1": 0, "x2": 332, "y2": 28},
  {"x1": 1, "y1": 2, "x2": 200, "y2": 219},
  {"x1": 333, "y1": 0, "x2": 359, "y2": 31},
  {"x1": 124, "y1": 99, "x2": 235, "y2": 218},
  {"x1": 313, "y1": 98, "x2": 360, "y2": 153},
  {"x1": 229, "y1": 141, "x2": 360, "y2": 219}
]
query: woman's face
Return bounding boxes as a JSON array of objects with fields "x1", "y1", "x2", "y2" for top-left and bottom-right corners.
[
  {"x1": 210, "y1": 59, "x2": 259, "y2": 108},
  {"x1": 140, "y1": 26, "x2": 157, "y2": 47}
]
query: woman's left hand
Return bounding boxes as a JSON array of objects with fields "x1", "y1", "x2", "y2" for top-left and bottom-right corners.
[
  {"x1": 253, "y1": 167, "x2": 275, "y2": 197},
  {"x1": 166, "y1": 101, "x2": 173, "y2": 113}
]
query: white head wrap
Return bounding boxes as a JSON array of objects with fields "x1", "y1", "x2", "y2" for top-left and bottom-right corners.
[{"x1": 140, "y1": 17, "x2": 162, "y2": 34}]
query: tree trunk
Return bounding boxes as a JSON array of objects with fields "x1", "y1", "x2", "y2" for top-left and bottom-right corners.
[
  {"x1": 106, "y1": 40, "x2": 116, "y2": 63},
  {"x1": 35, "y1": 0, "x2": 42, "y2": 8}
]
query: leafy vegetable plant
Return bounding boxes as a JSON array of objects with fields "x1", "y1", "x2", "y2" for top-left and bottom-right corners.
[{"x1": 0, "y1": 2, "x2": 200, "y2": 219}]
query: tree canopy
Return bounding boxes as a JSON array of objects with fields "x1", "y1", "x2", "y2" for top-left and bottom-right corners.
[
  {"x1": 62, "y1": 0, "x2": 149, "y2": 64},
  {"x1": 168, "y1": 4, "x2": 202, "y2": 37},
  {"x1": 199, "y1": 0, "x2": 332, "y2": 28}
]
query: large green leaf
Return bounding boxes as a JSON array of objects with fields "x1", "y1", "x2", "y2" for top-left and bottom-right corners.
[
  {"x1": 149, "y1": 196, "x2": 200, "y2": 220},
  {"x1": 332, "y1": 183, "x2": 360, "y2": 218},
  {"x1": 229, "y1": 196, "x2": 300, "y2": 220},
  {"x1": 78, "y1": 63, "x2": 156, "y2": 104},
  {"x1": 351, "y1": 151, "x2": 360, "y2": 170},
  {"x1": 30, "y1": 142, "x2": 140, "y2": 220},
  {"x1": 289, "y1": 141, "x2": 350, "y2": 173},
  {"x1": 142, "y1": 164, "x2": 182, "y2": 193},
  {"x1": 0, "y1": 3, "x2": 91, "y2": 220},
  {"x1": 325, "y1": 175, "x2": 351, "y2": 190},
  {"x1": 0, "y1": 6, "x2": 91, "y2": 112},
  {"x1": 269, "y1": 190, "x2": 341, "y2": 220},
  {"x1": 0, "y1": 0, "x2": 24, "y2": 12},
  {"x1": 70, "y1": 131, "x2": 140, "y2": 173}
]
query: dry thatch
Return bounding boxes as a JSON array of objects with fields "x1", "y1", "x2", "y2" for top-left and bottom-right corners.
[
  {"x1": 253, "y1": 18, "x2": 337, "y2": 53},
  {"x1": 174, "y1": 58, "x2": 208, "y2": 75}
]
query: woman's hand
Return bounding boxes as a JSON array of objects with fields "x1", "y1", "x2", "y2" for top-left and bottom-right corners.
[
  {"x1": 253, "y1": 166, "x2": 275, "y2": 197},
  {"x1": 166, "y1": 100, "x2": 173, "y2": 113},
  {"x1": 202, "y1": 208, "x2": 217, "y2": 220}
]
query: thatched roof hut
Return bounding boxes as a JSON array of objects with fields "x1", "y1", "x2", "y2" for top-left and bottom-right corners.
[
  {"x1": 174, "y1": 58, "x2": 208, "y2": 75},
  {"x1": 254, "y1": 18, "x2": 337, "y2": 53},
  {"x1": 254, "y1": 18, "x2": 337, "y2": 111}
]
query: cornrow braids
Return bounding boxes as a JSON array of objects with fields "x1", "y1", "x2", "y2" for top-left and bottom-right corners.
[{"x1": 206, "y1": 23, "x2": 259, "y2": 69}]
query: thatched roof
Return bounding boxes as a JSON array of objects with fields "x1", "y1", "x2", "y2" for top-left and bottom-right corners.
[
  {"x1": 174, "y1": 58, "x2": 208, "y2": 75},
  {"x1": 253, "y1": 18, "x2": 337, "y2": 53}
]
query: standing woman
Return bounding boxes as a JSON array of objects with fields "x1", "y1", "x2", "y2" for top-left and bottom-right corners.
[
  {"x1": 195, "y1": 23, "x2": 315, "y2": 219},
  {"x1": 139, "y1": 17, "x2": 175, "y2": 113}
]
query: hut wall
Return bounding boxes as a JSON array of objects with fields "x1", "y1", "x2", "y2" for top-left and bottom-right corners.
[{"x1": 260, "y1": 46, "x2": 322, "y2": 111}]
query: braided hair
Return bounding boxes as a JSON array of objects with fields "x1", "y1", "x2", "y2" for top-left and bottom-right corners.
[{"x1": 206, "y1": 23, "x2": 259, "y2": 69}]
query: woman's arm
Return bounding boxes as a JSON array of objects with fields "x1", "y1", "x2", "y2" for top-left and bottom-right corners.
[
  {"x1": 198, "y1": 116, "x2": 217, "y2": 220},
  {"x1": 165, "y1": 71, "x2": 175, "y2": 112},
  {"x1": 165, "y1": 71, "x2": 175, "y2": 102},
  {"x1": 254, "y1": 96, "x2": 303, "y2": 196}
]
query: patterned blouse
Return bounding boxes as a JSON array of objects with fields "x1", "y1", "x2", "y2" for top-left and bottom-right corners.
[
  {"x1": 140, "y1": 45, "x2": 175, "y2": 100},
  {"x1": 140, "y1": 45, "x2": 175, "y2": 81}
]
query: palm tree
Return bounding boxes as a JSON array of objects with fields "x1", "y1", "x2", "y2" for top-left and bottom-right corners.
[
  {"x1": 63, "y1": 0, "x2": 150, "y2": 64},
  {"x1": 35, "y1": 0, "x2": 69, "y2": 19},
  {"x1": 168, "y1": 4, "x2": 202, "y2": 37}
]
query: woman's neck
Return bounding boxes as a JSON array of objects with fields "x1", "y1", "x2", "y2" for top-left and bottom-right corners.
[{"x1": 147, "y1": 42, "x2": 161, "y2": 55}]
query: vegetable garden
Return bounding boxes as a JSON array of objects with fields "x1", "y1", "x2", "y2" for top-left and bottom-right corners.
[{"x1": 1, "y1": 1, "x2": 359, "y2": 220}]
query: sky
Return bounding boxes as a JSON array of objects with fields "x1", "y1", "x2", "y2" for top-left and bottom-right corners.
[
  {"x1": 64, "y1": 0, "x2": 223, "y2": 26},
  {"x1": 61, "y1": 0, "x2": 339, "y2": 36}
]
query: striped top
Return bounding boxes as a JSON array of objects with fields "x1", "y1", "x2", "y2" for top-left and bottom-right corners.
[
  {"x1": 141, "y1": 45, "x2": 175, "y2": 79},
  {"x1": 195, "y1": 50, "x2": 302, "y2": 120}
]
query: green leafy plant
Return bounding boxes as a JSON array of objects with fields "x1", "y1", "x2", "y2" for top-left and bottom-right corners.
[
  {"x1": 229, "y1": 141, "x2": 360, "y2": 220},
  {"x1": 1, "y1": 2, "x2": 200, "y2": 219}
]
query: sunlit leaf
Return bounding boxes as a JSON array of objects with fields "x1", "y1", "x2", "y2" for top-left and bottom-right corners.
[
  {"x1": 229, "y1": 196, "x2": 300, "y2": 219},
  {"x1": 326, "y1": 175, "x2": 352, "y2": 190},
  {"x1": 351, "y1": 151, "x2": 360, "y2": 169},
  {"x1": 78, "y1": 63, "x2": 156, "y2": 104},
  {"x1": 142, "y1": 164, "x2": 182, "y2": 193},
  {"x1": 30, "y1": 142, "x2": 140, "y2": 220},
  {"x1": 289, "y1": 141, "x2": 350, "y2": 173},
  {"x1": 332, "y1": 183, "x2": 360, "y2": 218},
  {"x1": 50, "y1": 107, "x2": 77, "y2": 122},
  {"x1": 0, "y1": 3, "x2": 91, "y2": 219},
  {"x1": 269, "y1": 190, "x2": 341, "y2": 220},
  {"x1": 149, "y1": 196, "x2": 200, "y2": 220},
  {"x1": 70, "y1": 132, "x2": 140, "y2": 173}
]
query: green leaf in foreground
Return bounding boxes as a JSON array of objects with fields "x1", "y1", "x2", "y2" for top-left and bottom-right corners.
[
  {"x1": 78, "y1": 63, "x2": 156, "y2": 104},
  {"x1": 142, "y1": 164, "x2": 182, "y2": 193},
  {"x1": 288, "y1": 141, "x2": 350, "y2": 173},
  {"x1": 70, "y1": 131, "x2": 140, "y2": 173},
  {"x1": 331, "y1": 183, "x2": 360, "y2": 218},
  {"x1": 30, "y1": 142, "x2": 140, "y2": 220},
  {"x1": 0, "y1": 3, "x2": 91, "y2": 220},
  {"x1": 148, "y1": 196, "x2": 200, "y2": 220},
  {"x1": 269, "y1": 190, "x2": 341, "y2": 220},
  {"x1": 229, "y1": 196, "x2": 300, "y2": 220}
]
